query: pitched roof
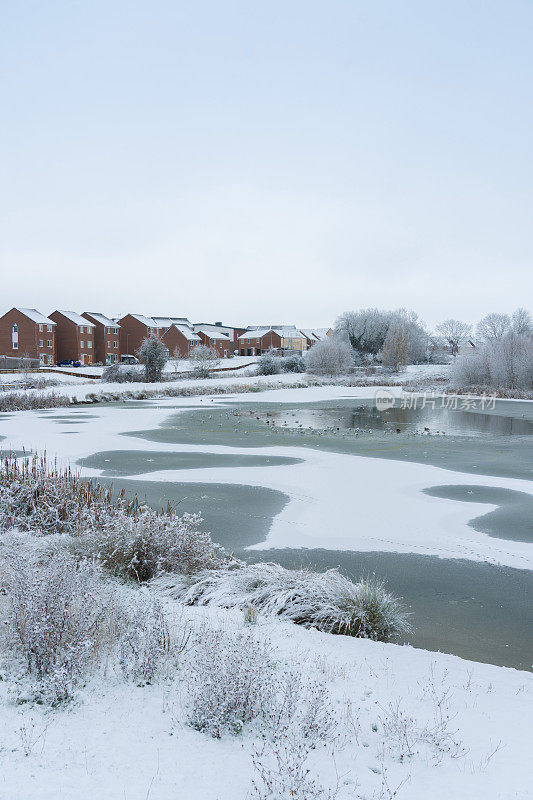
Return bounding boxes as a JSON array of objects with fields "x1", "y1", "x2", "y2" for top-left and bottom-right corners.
[
  {"x1": 152, "y1": 316, "x2": 192, "y2": 328},
  {"x1": 15, "y1": 308, "x2": 56, "y2": 325},
  {"x1": 127, "y1": 314, "x2": 157, "y2": 328},
  {"x1": 55, "y1": 310, "x2": 95, "y2": 327},
  {"x1": 83, "y1": 312, "x2": 121, "y2": 328},
  {"x1": 196, "y1": 326, "x2": 231, "y2": 340},
  {"x1": 239, "y1": 327, "x2": 304, "y2": 341},
  {"x1": 172, "y1": 324, "x2": 201, "y2": 341}
]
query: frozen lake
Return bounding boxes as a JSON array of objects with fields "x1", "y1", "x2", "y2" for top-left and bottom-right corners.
[{"x1": 2, "y1": 389, "x2": 532, "y2": 669}]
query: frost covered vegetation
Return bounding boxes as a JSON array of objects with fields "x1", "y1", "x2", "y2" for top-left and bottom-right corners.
[
  {"x1": 257, "y1": 352, "x2": 306, "y2": 375},
  {"x1": 0, "y1": 390, "x2": 70, "y2": 412},
  {"x1": 451, "y1": 331, "x2": 533, "y2": 392},
  {"x1": 164, "y1": 563, "x2": 409, "y2": 641}
]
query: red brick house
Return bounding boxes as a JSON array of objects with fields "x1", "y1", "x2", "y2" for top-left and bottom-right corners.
[
  {"x1": 160, "y1": 323, "x2": 202, "y2": 358},
  {"x1": 195, "y1": 327, "x2": 232, "y2": 358},
  {"x1": 49, "y1": 310, "x2": 96, "y2": 365},
  {"x1": 82, "y1": 312, "x2": 121, "y2": 364},
  {"x1": 193, "y1": 323, "x2": 246, "y2": 352},
  {"x1": 0, "y1": 307, "x2": 56, "y2": 365},
  {"x1": 237, "y1": 328, "x2": 283, "y2": 356},
  {"x1": 118, "y1": 314, "x2": 158, "y2": 357}
]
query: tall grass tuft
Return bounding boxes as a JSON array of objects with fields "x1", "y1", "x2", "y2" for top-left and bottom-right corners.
[{"x1": 156, "y1": 563, "x2": 409, "y2": 641}]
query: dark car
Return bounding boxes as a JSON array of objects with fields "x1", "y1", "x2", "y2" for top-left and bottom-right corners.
[{"x1": 57, "y1": 360, "x2": 81, "y2": 368}]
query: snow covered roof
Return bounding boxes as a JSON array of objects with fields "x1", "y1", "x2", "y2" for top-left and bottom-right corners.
[
  {"x1": 196, "y1": 326, "x2": 231, "y2": 340},
  {"x1": 173, "y1": 324, "x2": 201, "y2": 341},
  {"x1": 239, "y1": 327, "x2": 306, "y2": 341},
  {"x1": 152, "y1": 316, "x2": 192, "y2": 328},
  {"x1": 15, "y1": 308, "x2": 56, "y2": 325},
  {"x1": 83, "y1": 312, "x2": 121, "y2": 328},
  {"x1": 128, "y1": 314, "x2": 157, "y2": 328},
  {"x1": 55, "y1": 310, "x2": 95, "y2": 327}
]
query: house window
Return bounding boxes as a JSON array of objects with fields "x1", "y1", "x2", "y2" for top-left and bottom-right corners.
[
  {"x1": 47, "y1": 355, "x2": 53, "y2": 364},
  {"x1": 114, "y1": 328, "x2": 118, "y2": 334},
  {"x1": 113, "y1": 341, "x2": 118, "y2": 348},
  {"x1": 80, "y1": 341, "x2": 84, "y2": 348},
  {"x1": 12, "y1": 324, "x2": 18, "y2": 349},
  {"x1": 39, "y1": 324, "x2": 43, "y2": 332},
  {"x1": 47, "y1": 325, "x2": 52, "y2": 332},
  {"x1": 47, "y1": 340, "x2": 53, "y2": 348},
  {"x1": 88, "y1": 355, "x2": 92, "y2": 364},
  {"x1": 39, "y1": 339, "x2": 44, "y2": 347},
  {"x1": 88, "y1": 340, "x2": 92, "y2": 348}
]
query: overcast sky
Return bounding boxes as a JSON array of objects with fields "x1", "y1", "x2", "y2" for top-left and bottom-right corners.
[{"x1": 1, "y1": 1, "x2": 531, "y2": 329}]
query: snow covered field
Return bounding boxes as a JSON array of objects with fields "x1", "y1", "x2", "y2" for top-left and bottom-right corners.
[{"x1": 1, "y1": 599, "x2": 531, "y2": 800}]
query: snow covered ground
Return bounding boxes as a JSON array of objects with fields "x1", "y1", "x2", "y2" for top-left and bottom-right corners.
[{"x1": 0, "y1": 600, "x2": 531, "y2": 800}]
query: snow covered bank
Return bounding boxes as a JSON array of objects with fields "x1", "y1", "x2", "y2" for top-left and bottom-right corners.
[{"x1": 0, "y1": 598, "x2": 530, "y2": 800}]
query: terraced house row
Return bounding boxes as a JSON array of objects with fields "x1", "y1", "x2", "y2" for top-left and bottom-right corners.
[{"x1": 0, "y1": 307, "x2": 331, "y2": 366}]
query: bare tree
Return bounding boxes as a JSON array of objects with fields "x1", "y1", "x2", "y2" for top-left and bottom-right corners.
[
  {"x1": 435, "y1": 319, "x2": 472, "y2": 357},
  {"x1": 305, "y1": 337, "x2": 355, "y2": 375},
  {"x1": 190, "y1": 344, "x2": 220, "y2": 378},
  {"x1": 476, "y1": 313, "x2": 511, "y2": 342}
]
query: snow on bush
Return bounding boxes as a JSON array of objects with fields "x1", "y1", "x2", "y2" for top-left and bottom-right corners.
[
  {"x1": 0, "y1": 391, "x2": 70, "y2": 412},
  {"x1": 251, "y1": 669, "x2": 339, "y2": 800},
  {"x1": 190, "y1": 345, "x2": 220, "y2": 378},
  {"x1": 451, "y1": 332, "x2": 533, "y2": 391},
  {"x1": 281, "y1": 353, "x2": 306, "y2": 373},
  {"x1": 160, "y1": 563, "x2": 409, "y2": 641},
  {"x1": 138, "y1": 335, "x2": 168, "y2": 382},
  {"x1": 118, "y1": 594, "x2": 171, "y2": 684},
  {"x1": 101, "y1": 364, "x2": 145, "y2": 383},
  {"x1": 185, "y1": 628, "x2": 276, "y2": 738},
  {"x1": 73, "y1": 508, "x2": 225, "y2": 582},
  {"x1": 0, "y1": 552, "x2": 115, "y2": 703},
  {"x1": 305, "y1": 338, "x2": 356, "y2": 376},
  {"x1": 257, "y1": 353, "x2": 281, "y2": 375}
]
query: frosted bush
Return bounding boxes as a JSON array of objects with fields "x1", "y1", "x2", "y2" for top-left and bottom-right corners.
[
  {"x1": 163, "y1": 563, "x2": 409, "y2": 641},
  {"x1": 73, "y1": 508, "x2": 224, "y2": 582},
  {"x1": 190, "y1": 345, "x2": 220, "y2": 377},
  {"x1": 102, "y1": 365, "x2": 144, "y2": 383},
  {"x1": 451, "y1": 332, "x2": 533, "y2": 391},
  {"x1": 119, "y1": 595, "x2": 170, "y2": 683},
  {"x1": 1, "y1": 552, "x2": 112, "y2": 702},
  {"x1": 0, "y1": 391, "x2": 70, "y2": 413},
  {"x1": 305, "y1": 338, "x2": 356, "y2": 376},
  {"x1": 185, "y1": 628, "x2": 276, "y2": 738},
  {"x1": 252, "y1": 669, "x2": 339, "y2": 800},
  {"x1": 281, "y1": 353, "x2": 306, "y2": 373},
  {"x1": 257, "y1": 353, "x2": 281, "y2": 375}
]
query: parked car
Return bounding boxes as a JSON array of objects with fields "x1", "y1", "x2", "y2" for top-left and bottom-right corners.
[
  {"x1": 57, "y1": 360, "x2": 81, "y2": 367},
  {"x1": 120, "y1": 354, "x2": 139, "y2": 364}
]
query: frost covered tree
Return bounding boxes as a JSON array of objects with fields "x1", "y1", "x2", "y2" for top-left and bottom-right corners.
[
  {"x1": 435, "y1": 319, "x2": 472, "y2": 357},
  {"x1": 381, "y1": 321, "x2": 410, "y2": 371},
  {"x1": 138, "y1": 335, "x2": 168, "y2": 382},
  {"x1": 335, "y1": 308, "x2": 391, "y2": 355},
  {"x1": 451, "y1": 331, "x2": 533, "y2": 391},
  {"x1": 305, "y1": 337, "x2": 355, "y2": 375},
  {"x1": 476, "y1": 313, "x2": 511, "y2": 342},
  {"x1": 190, "y1": 344, "x2": 220, "y2": 377},
  {"x1": 335, "y1": 307, "x2": 428, "y2": 363},
  {"x1": 512, "y1": 307, "x2": 532, "y2": 336}
]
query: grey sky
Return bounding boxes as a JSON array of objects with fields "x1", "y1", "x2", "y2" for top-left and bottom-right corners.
[{"x1": 1, "y1": 1, "x2": 531, "y2": 329}]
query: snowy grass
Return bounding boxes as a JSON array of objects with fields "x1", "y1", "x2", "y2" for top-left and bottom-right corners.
[
  {"x1": 156, "y1": 562, "x2": 410, "y2": 641},
  {"x1": 0, "y1": 453, "x2": 226, "y2": 581},
  {"x1": 0, "y1": 390, "x2": 70, "y2": 412}
]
